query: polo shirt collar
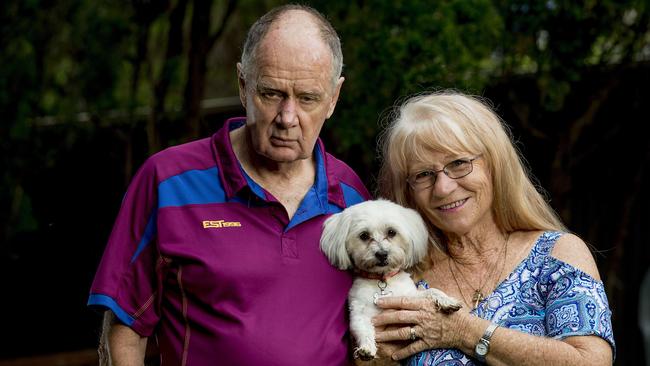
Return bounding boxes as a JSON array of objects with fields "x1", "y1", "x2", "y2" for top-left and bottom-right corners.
[
  {"x1": 212, "y1": 117, "x2": 346, "y2": 210},
  {"x1": 212, "y1": 117, "x2": 249, "y2": 200}
]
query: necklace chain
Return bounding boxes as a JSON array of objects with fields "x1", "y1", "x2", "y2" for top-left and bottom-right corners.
[
  {"x1": 448, "y1": 259, "x2": 472, "y2": 308},
  {"x1": 449, "y1": 233, "x2": 510, "y2": 309}
]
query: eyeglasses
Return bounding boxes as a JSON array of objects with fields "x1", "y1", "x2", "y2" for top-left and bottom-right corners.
[{"x1": 407, "y1": 155, "x2": 482, "y2": 190}]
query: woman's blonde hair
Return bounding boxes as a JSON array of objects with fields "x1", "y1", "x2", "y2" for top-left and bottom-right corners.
[{"x1": 377, "y1": 90, "x2": 566, "y2": 250}]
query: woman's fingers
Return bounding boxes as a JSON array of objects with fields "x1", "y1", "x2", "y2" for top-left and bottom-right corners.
[
  {"x1": 376, "y1": 296, "x2": 426, "y2": 310},
  {"x1": 375, "y1": 326, "x2": 415, "y2": 342},
  {"x1": 373, "y1": 309, "x2": 420, "y2": 327},
  {"x1": 374, "y1": 296, "x2": 470, "y2": 359},
  {"x1": 389, "y1": 339, "x2": 429, "y2": 361},
  {"x1": 375, "y1": 326, "x2": 427, "y2": 361}
]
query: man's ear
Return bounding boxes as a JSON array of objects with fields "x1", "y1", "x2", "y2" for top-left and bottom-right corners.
[
  {"x1": 236, "y1": 62, "x2": 247, "y2": 108},
  {"x1": 326, "y1": 76, "x2": 345, "y2": 119}
]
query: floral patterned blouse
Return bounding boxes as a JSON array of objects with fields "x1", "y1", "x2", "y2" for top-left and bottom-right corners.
[{"x1": 407, "y1": 231, "x2": 615, "y2": 365}]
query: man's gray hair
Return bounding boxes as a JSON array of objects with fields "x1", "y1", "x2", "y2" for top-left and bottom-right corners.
[{"x1": 240, "y1": 4, "x2": 343, "y2": 87}]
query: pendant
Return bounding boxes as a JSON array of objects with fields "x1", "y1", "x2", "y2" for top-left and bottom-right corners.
[
  {"x1": 373, "y1": 280, "x2": 393, "y2": 305},
  {"x1": 472, "y1": 290, "x2": 484, "y2": 308}
]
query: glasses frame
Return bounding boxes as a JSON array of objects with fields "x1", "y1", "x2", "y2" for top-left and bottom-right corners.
[{"x1": 407, "y1": 155, "x2": 482, "y2": 190}]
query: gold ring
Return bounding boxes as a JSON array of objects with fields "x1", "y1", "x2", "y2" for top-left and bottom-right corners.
[{"x1": 409, "y1": 327, "x2": 417, "y2": 341}]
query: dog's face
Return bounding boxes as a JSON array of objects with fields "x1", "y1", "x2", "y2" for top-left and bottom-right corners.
[{"x1": 320, "y1": 199, "x2": 429, "y2": 275}]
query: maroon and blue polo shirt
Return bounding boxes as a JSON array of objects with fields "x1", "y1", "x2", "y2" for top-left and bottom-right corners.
[{"x1": 88, "y1": 118, "x2": 370, "y2": 365}]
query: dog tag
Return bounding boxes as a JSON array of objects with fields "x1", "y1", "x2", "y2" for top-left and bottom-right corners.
[{"x1": 373, "y1": 280, "x2": 393, "y2": 305}]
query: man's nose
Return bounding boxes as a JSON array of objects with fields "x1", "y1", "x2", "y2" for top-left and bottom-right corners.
[{"x1": 275, "y1": 97, "x2": 298, "y2": 127}]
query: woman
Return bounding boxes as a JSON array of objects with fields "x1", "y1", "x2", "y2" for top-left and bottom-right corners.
[{"x1": 372, "y1": 91, "x2": 615, "y2": 365}]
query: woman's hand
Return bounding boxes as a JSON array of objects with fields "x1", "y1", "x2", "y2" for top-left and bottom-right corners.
[
  {"x1": 373, "y1": 296, "x2": 469, "y2": 361},
  {"x1": 374, "y1": 320, "x2": 409, "y2": 360}
]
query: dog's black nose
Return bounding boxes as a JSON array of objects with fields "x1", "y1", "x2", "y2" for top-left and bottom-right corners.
[{"x1": 375, "y1": 250, "x2": 388, "y2": 263}]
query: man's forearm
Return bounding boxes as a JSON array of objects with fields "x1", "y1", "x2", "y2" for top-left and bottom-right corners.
[{"x1": 101, "y1": 311, "x2": 148, "y2": 366}]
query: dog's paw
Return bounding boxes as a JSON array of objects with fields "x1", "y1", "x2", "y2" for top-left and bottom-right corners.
[
  {"x1": 353, "y1": 346, "x2": 377, "y2": 361},
  {"x1": 436, "y1": 296, "x2": 463, "y2": 313},
  {"x1": 421, "y1": 288, "x2": 463, "y2": 313}
]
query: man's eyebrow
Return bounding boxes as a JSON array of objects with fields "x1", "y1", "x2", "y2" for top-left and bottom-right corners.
[
  {"x1": 299, "y1": 91, "x2": 322, "y2": 97},
  {"x1": 296, "y1": 86, "x2": 326, "y2": 96},
  {"x1": 256, "y1": 84, "x2": 285, "y2": 95},
  {"x1": 256, "y1": 82, "x2": 275, "y2": 90}
]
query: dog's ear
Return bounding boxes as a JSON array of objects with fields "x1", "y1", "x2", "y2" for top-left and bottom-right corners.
[
  {"x1": 400, "y1": 208, "x2": 430, "y2": 267},
  {"x1": 320, "y1": 211, "x2": 353, "y2": 270}
]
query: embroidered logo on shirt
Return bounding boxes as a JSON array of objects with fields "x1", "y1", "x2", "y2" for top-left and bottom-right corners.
[{"x1": 202, "y1": 220, "x2": 242, "y2": 229}]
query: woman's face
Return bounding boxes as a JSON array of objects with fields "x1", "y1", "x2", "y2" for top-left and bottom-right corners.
[{"x1": 408, "y1": 150, "x2": 494, "y2": 237}]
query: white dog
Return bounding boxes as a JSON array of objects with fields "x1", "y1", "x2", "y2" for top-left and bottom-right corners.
[{"x1": 320, "y1": 199, "x2": 462, "y2": 361}]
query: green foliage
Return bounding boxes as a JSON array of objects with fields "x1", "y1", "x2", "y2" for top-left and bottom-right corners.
[
  {"x1": 312, "y1": 0, "x2": 504, "y2": 166},
  {"x1": 305, "y1": 0, "x2": 649, "y2": 169},
  {"x1": 0, "y1": 0, "x2": 136, "y2": 244},
  {"x1": 492, "y1": 0, "x2": 649, "y2": 110}
]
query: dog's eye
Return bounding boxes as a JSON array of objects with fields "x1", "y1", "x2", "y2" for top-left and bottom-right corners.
[
  {"x1": 386, "y1": 228, "x2": 397, "y2": 238},
  {"x1": 359, "y1": 232, "x2": 371, "y2": 241}
]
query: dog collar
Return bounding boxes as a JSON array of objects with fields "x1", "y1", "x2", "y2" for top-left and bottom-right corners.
[{"x1": 356, "y1": 270, "x2": 400, "y2": 281}]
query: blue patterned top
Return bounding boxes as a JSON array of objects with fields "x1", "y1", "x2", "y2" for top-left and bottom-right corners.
[{"x1": 407, "y1": 231, "x2": 615, "y2": 365}]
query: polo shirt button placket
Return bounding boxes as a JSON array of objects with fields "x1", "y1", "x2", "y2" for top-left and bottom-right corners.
[{"x1": 281, "y1": 232, "x2": 298, "y2": 258}]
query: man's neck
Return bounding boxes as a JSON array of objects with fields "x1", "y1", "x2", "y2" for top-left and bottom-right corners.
[
  {"x1": 230, "y1": 127, "x2": 315, "y2": 182},
  {"x1": 230, "y1": 126, "x2": 316, "y2": 219}
]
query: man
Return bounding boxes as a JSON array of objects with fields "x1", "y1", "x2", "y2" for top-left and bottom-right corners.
[{"x1": 87, "y1": 5, "x2": 370, "y2": 365}]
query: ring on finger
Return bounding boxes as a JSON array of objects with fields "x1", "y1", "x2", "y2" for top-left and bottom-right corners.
[{"x1": 409, "y1": 326, "x2": 417, "y2": 341}]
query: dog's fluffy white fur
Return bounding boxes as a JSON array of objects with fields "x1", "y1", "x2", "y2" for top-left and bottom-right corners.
[{"x1": 320, "y1": 199, "x2": 461, "y2": 360}]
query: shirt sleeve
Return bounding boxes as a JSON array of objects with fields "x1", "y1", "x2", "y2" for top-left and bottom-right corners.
[
  {"x1": 542, "y1": 259, "x2": 616, "y2": 357},
  {"x1": 87, "y1": 158, "x2": 163, "y2": 337}
]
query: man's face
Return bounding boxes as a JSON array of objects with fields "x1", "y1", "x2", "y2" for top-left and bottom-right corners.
[{"x1": 238, "y1": 17, "x2": 344, "y2": 164}]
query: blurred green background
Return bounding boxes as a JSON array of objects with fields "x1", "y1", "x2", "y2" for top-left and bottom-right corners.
[{"x1": 1, "y1": 0, "x2": 649, "y2": 365}]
